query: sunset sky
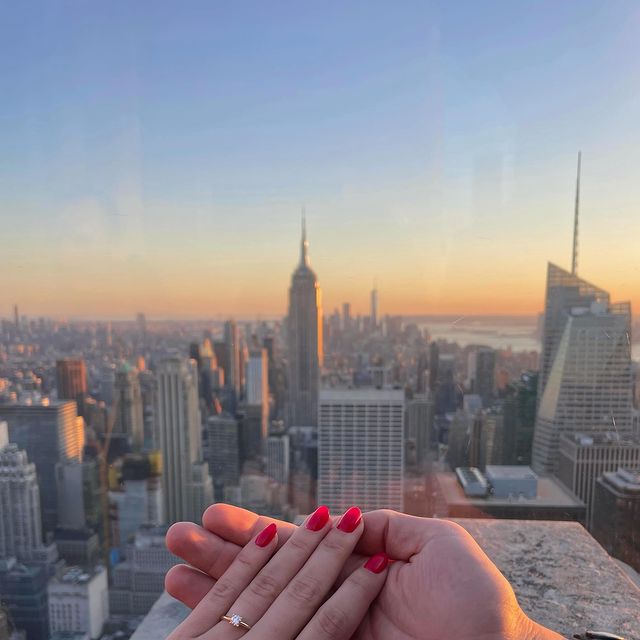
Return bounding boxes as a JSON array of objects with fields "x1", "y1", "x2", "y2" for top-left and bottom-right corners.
[{"x1": 1, "y1": 1, "x2": 639, "y2": 319}]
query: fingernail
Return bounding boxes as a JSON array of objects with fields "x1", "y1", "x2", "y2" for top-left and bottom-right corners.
[
  {"x1": 364, "y1": 553, "x2": 389, "y2": 574},
  {"x1": 337, "y1": 506, "x2": 362, "y2": 533},
  {"x1": 255, "y1": 523, "x2": 277, "y2": 547},
  {"x1": 306, "y1": 505, "x2": 330, "y2": 531}
]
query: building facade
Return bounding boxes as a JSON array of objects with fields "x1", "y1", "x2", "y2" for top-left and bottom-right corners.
[
  {"x1": 109, "y1": 526, "x2": 178, "y2": 617},
  {"x1": 318, "y1": 388, "x2": 404, "y2": 513},
  {"x1": 467, "y1": 347, "x2": 496, "y2": 408},
  {"x1": 537, "y1": 263, "x2": 610, "y2": 405},
  {"x1": 48, "y1": 567, "x2": 108, "y2": 640},
  {"x1": 56, "y1": 360, "x2": 87, "y2": 403},
  {"x1": 0, "y1": 444, "x2": 42, "y2": 562},
  {"x1": 113, "y1": 365, "x2": 144, "y2": 451},
  {"x1": 532, "y1": 296, "x2": 633, "y2": 474},
  {"x1": 155, "y1": 358, "x2": 210, "y2": 524},
  {"x1": 592, "y1": 467, "x2": 640, "y2": 573},
  {"x1": 557, "y1": 432, "x2": 640, "y2": 528},
  {"x1": 266, "y1": 434, "x2": 290, "y2": 485},
  {"x1": 204, "y1": 414, "x2": 240, "y2": 491},
  {"x1": 0, "y1": 401, "x2": 82, "y2": 533},
  {"x1": 0, "y1": 560, "x2": 49, "y2": 640}
]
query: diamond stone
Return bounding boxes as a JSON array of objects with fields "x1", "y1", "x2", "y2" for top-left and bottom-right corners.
[{"x1": 230, "y1": 615, "x2": 242, "y2": 627}]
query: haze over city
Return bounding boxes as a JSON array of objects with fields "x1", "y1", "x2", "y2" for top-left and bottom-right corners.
[{"x1": 2, "y1": 1, "x2": 640, "y2": 318}]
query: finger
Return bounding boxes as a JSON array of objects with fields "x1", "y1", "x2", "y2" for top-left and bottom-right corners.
[
  {"x1": 165, "y1": 564, "x2": 214, "y2": 609},
  {"x1": 297, "y1": 553, "x2": 390, "y2": 640},
  {"x1": 202, "y1": 505, "x2": 459, "y2": 562},
  {"x1": 166, "y1": 521, "x2": 243, "y2": 580},
  {"x1": 206, "y1": 506, "x2": 332, "y2": 638},
  {"x1": 166, "y1": 516, "x2": 365, "y2": 613},
  {"x1": 346, "y1": 509, "x2": 465, "y2": 560},
  {"x1": 250, "y1": 507, "x2": 364, "y2": 639},
  {"x1": 172, "y1": 523, "x2": 278, "y2": 638},
  {"x1": 203, "y1": 503, "x2": 297, "y2": 547}
]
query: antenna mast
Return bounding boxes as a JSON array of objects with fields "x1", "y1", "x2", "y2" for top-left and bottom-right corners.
[{"x1": 571, "y1": 151, "x2": 581, "y2": 275}]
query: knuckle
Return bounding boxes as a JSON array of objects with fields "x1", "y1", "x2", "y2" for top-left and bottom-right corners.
[
  {"x1": 347, "y1": 572, "x2": 371, "y2": 600},
  {"x1": 288, "y1": 575, "x2": 323, "y2": 606},
  {"x1": 232, "y1": 551, "x2": 255, "y2": 571},
  {"x1": 210, "y1": 577, "x2": 235, "y2": 599},
  {"x1": 286, "y1": 533, "x2": 312, "y2": 555},
  {"x1": 321, "y1": 534, "x2": 350, "y2": 554},
  {"x1": 316, "y1": 605, "x2": 349, "y2": 639},
  {"x1": 248, "y1": 572, "x2": 281, "y2": 600}
]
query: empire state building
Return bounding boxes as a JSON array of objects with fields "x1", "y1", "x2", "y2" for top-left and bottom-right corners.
[{"x1": 287, "y1": 218, "x2": 323, "y2": 427}]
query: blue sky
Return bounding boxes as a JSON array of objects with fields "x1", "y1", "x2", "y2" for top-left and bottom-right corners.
[{"x1": 1, "y1": 1, "x2": 639, "y2": 317}]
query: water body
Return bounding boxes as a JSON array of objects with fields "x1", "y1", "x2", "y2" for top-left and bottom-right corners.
[{"x1": 408, "y1": 316, "x2": 640, "y2": 360}]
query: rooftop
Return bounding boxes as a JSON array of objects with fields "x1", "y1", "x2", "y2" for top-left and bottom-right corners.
[
  {"x1": 436, "y1": 472, "x2": 583, "y2": 509},
  {"x1": 319, "y1": 387, "x2": 405, "y2": 401},
  {"x1": 485, "y1": 465, "x2": 538, "y2": 481},
  {"x1": 600, "y1": 468, "x2": 640, "y2": 495},
  {"x1": 561, "y1": 432, "x2": 640, "y2": 448},
  {"x1": 50, "y1": 565, "x2": 105, "y2": 586}
]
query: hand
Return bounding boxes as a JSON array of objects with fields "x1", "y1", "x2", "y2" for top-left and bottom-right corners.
[
  {"x1": 166, "y1": 505, "x2": 563, "y2": 640},
  {"x1": 168, "y1": 506, "x2": 389, "y2": 639}
]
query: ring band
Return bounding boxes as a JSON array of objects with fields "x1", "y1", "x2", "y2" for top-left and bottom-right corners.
[{"x1": 221, "y1": 614, "x2": 251, "y2": 631}]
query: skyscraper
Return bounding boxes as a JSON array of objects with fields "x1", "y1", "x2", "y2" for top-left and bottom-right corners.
[
  {"x1": 467, "y1": 346, "x2": 496, "y2": 408},
  {"x1": 243, "y1": 348, "x2": 269, "y2": 460},
  {"x1": 370, "y1": 284, "x2": 378, "y2": 330},
  {"x1": 532, "y1": 297, "x2": 633, "y2": 474},
  {"x1": 109, "y1": 454, "x2": 164, "y2": 557},
  {"x1": 0, "y1": 443, "x2": 43, "y2": 562},
  {"x1": 0, "y1": 400, "x2": 82, "y2": 532},
  {"x1": 245, "y1": 348, "x2": 268, "y2": 406},
  {"x1": 428, "y1": 342, "x2": 439, "y2": 392},
  {"x1": 287, "y1": 217, "x2": 322, "y2": 427},
  {"x1": 55, "y1": 457, "x2": 102, "y2": 536},
  {"x1": 204, "y1": 414, "x2": 240, "y2": 490},
  {"x1": 56, "y1": 358, "x2": 88, "y2": 402},
  {"x1": 224, "y1": 320, "x2": 241, "y2": 397},
  {"x1": 155, "y1": 357, "x2": 211, "y2": 523},
  {"x1": 266, "y1": 434, "x2": 290, "y2": 485},
  {"x1": 538, "y1": 263, "x2": 609, "y2": 403},
  {"x1": 342, "y1": 303, "x2": 351, "y2": 333},
  {"x1": 318, "y1": 388, "x2": 404, "y2": 513},
  {"x1": 113, "y1": 364, "x2": 144, "y2": 450},
  {"x1": 405, "y1": 394, "x2": 433, "y2": 470},
  {"x1": 498, "y1": 372, "x2": 537, "y2": 466}
]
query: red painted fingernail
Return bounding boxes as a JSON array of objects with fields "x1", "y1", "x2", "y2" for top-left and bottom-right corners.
[
  {"x1": 364, "y1": 553, "x2": 389, "y2": 574},
  {"x1": 306, "y1": 505, "x2": 330, "y2": 531},
  {"x1": 337, "y1": 506, "x2": 362, "y2": 533},
  {"x1": 255, "y1": 523, "x2": 277, "y2": 547}
]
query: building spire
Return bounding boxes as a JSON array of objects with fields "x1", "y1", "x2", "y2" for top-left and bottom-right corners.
[
  {"x1": 571, "y1": 151, "x2": 581, "y2": 275},
  {"x1": 300, "y1": 206, "x2": 310, "y2": 267}
]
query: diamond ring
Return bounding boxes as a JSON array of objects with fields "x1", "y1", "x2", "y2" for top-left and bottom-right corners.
[{"x1": 221, "y1": 613, "x2": 252, "y2": 631}]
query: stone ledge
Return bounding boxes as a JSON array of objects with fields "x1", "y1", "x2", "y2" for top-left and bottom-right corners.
[
  {"x1": 454, "y1": 520, "x2": 639, "y2": 639},
  {"x1": 131, "y1": 519, "x2": 640, "y2": 639}
]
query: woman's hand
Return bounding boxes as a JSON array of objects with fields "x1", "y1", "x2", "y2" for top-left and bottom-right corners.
[
  {"x1": 166, "y1": 505, "x2": 563, "y2": 640},
  {"x1": 168, "y1": 506, "x2": 389, "y2": 639}
]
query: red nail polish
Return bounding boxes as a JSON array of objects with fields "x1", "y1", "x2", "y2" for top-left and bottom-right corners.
[
  {"x1": 306, "y1": 505, "x2": 330, "y2": 531},
  {"x1": 337, "y1": 506, "x2": 362, "y2": 533},
  {"x1": 364, "y1": 553, "x2": 389, "y2": 574},
  {"x1": 255, "y1": 523, "x2": 277, "y2": 547}
]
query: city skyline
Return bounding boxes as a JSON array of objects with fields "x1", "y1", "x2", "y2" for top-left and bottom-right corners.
[{"x1": 2, "y1": 2, "x2": 640, "y2": 317}]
